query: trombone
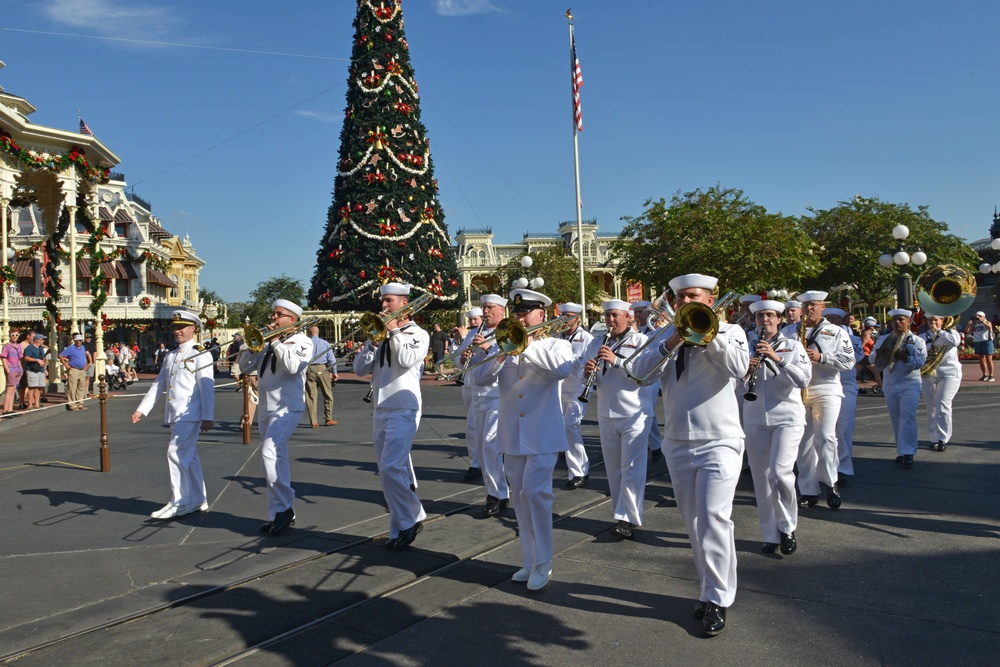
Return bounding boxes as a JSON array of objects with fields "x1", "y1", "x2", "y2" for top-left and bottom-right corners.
[
  {"x1": 183, "y1": 316, "x2": 322, "y2": 372},
  {"x1": 623, "y1": 291, "x2": 738, "y2": 383},
  {"x1": 437, "y1": 314, "x2": 575, "y2": 381},
  {"x1": 358, "y1": 292, "x2": 434, "y2": 345}
]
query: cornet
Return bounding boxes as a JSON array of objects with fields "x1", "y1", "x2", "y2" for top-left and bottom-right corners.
[{"x1": 184, "y1": 316, "x2": 321, "y2": 372}]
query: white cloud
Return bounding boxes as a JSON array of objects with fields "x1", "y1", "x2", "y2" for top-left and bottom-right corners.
[
  {"x1": 293, "y1": 110, "x2": 342, "y2": 123},
  {"x1": 42, "y1": 0, "x2": 173, "y2": 34},
  {"x1": 433, "y1": 0, "x2": 501, "y2": 17}
]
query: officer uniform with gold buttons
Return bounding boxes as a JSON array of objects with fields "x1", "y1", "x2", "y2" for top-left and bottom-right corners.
[
  {"x1": 134, "y1": 311, "x2": 215, "y2": 519},
  {"x1": 557, "y1": 302, "x2": 594, "y2": 487},
  {"x1": 469, "y1": 289, "x2": 575, "y2": 591}
]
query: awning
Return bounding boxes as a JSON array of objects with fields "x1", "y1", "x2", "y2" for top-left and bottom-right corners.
[
  {"x1": 13, "y1": 259, "x2": 34, "y2": 278},
  {"x1": 118, "y1": 261, "x2": 139, "y2": 280},
  {"x1": 100, "y1": 261, "x2": 124, "y2": 279},
  {"x1": 146, "y1": 267, "x2": 176, "y2": 287},
  {"x1": 114, "y1": 208, "x2": 133, "y2": 223},
  {"x1": 76, "y1": 259, "x2": 92, "y2": 278},
  {"x1": 99, "y1": 206, "x2": 113, "y2": 221}
]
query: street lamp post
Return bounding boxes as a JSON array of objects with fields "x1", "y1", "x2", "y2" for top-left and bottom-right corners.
[
  {"x1": 978, "y1": 236, "x2": 1000, "y2": 309},
  {"x1": 878, "y1": 224, "x2": 927, "y2": 310}
]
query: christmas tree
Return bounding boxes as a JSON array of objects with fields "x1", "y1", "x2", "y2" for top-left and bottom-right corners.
[{"x1": 309, "y1": 0, "x2": 461, "y2": 311}]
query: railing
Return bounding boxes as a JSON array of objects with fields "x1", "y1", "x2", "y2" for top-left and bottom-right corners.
[{"x1": 126, "y1": 192, "x2": 151, "y2": 211}]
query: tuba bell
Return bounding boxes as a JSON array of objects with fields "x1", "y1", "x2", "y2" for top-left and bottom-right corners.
[{"x1": 914, "y1": 264, "x2": 977, "y2": 317}]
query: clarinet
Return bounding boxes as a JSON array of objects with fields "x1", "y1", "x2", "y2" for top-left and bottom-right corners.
[
  {"x1": 453, "y1": 323, "x2": 483, "y2": 387},
  {"x1": 578, "y1": 332, "x2": 612, "y2": 403},
  {"x1": 362, "y1": 383, "x2": 375, "y2": 403},
  {"x1": 744, "y1": 327, "x2": 764, "y2": 401}
]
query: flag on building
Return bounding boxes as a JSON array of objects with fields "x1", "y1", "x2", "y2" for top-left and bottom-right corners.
[
  {"x1": 79, "y1": 118, "x2": 94, "y2": 136},
  {"x1": 570, "y1": 33, "x2": 583, "y2": 132}
]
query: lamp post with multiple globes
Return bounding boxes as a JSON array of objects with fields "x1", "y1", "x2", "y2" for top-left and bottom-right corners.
[{"x1": 878, "y1": 224, "x2": 927, "y2": 310}]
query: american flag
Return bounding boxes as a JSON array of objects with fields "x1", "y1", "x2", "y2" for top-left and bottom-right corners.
[
  {"x1": 79, "y1": 118, "x2": 94, "y2": 136},
  {"x1": 570, "y1": 34, "x2": 583, "y2": 132}
]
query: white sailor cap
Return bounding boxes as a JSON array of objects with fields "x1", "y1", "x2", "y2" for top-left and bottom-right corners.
[
  {"x1": 749, "y1": 299, "x2": 785, "y2": 314},
  {"x1": 824, "y1": 307, "x2": 847, "y2": 318},
  {"x1": 602, "y1": 299, "x2": 631, "y2": 312},
  {"x1": 509, "y1": 289, "x2": 552, "y2": 312},
  {"x1": 784, "y1": 300, "x2": 802, "y2": 309},
  {"x1": 629, "y1": 300, "x2": 651, "y2": 310},
  {"x1": 271, "y1": 299, "x2": 303, "y2": 318},
  {"x1": 465, "y1": 307, "x2": 483, "y2": 318},
  {"x1": 797, "y1": 291, "x2": 828, "y2": 303},
  {"x1": 668, "y1": 273, "x2": 718, "y2": 293},
  {"x1": 171, "y1": 310, "x2": 202, "y2": 329},
  {"x1": 739, "y1": 294, "x2": 763, "y2": 304},
  {"x1": 480, "y1": 294, "x2": 508, "y2": 307},
  {"x1": 888, "y1": 308, "x2": 913, "y2": 318},
  {"x1": 864, "y1": 316, "x2": 878, "y2": 325},
  {"x1": 559, "y1": 302, "x2": 584, "y2": 314},
  {"x1": 379, "y1": 282, "x2": 411, "y2": 296}
]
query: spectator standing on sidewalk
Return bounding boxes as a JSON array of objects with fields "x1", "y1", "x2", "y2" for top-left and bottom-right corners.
[
  {"x1": 22, "y1": 334, "x2": 47, "y2": 410},
  {"x1": 965, "y1": 311, "x2": 995, "y2": 381},
  {"x1": 59, "y1": 334, "x2": 91, "y2": 411},
  {"x1": 1, "y1": 329, "x2": 24, "y2": 416}
]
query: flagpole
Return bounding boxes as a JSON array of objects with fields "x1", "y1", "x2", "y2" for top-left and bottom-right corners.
[{"x1": 567, "y1": 10, "x2": 587, "y2": 322}]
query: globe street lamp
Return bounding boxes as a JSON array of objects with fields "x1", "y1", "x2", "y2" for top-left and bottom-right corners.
[
  {"x1": 512, "y1": 254, "x2": 545, "y2": 291},
  {"x1": 878, "y1": 224, "x2": 927, "y2": 310},
  {"x1": 978, "y1": 236, "x2": 1000, "y2": 308}
]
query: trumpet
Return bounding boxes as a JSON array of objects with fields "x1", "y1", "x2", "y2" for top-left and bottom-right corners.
[
  {"x1": 578, "y1": 332, "x2": 612, "y2": 403},
  {"x1": 437, "y1": 314, "x2": 575, "y2": 381},
  {"x1": 438, "y1": 322, "x2": 489, "y2": 387},
  {"x1": 623, "y1": 291, "x2": 738, "y2": 383},
  {"x1": 360, "y1": 292, "x2": 434, "y2": 344},
  {"x1": 184, "y1": 316, "x2": 321, "y2": 372}
]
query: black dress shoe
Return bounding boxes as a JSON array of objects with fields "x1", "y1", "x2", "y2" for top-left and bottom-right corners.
[
  {"x1": 611, "y1": 520, "x2": 634, "y2": 539},
  {"x1": 894, "y1": 455, "x2": 904, "y2": 465},
  {"x1": 779, "y1": 532, "x2": 797, "y2": 555},
  {"x1": 483, "y1": 495, "x2": 507, "y2": 516},
  {"x1": 797, "y1": 495, "x2": 818, "y2": 508},
  {"x1": 383, "y1": 537, "x2": 398, "y2": 550},
  {"x1": 930, "y1": 441, "x2": 947, "y2": 452},
  {"x1": 392, "y1": 521, "x2": 423, "y2": 551},
  {"x1": 702, "y1": 603, "x2": 727, "y2": 637},
  {"x1": 259, "y1": 521, "x2": 273, "y2": 533},
  {"x1": 463, "y1": 467, "x2": 482, "y2": 481},
  {"x1": 760, "y1": 542, "x2": 779, "y2": 554},
  {"x1": 268, "y1": 508, "x2": 295, "y2": 536},
  {"x1": 651, "y1": 449, "x2": 663, "y2": 462},
  {"x1": 826, "y1": 485, "x2": 842, "y2": 510},
  {"x1": 902, "y1": 454, "x2": 914, "y2": 468},
  {"x1": 692, "y1": 600, "x2": 708, "y2": 619},
  {"x1": 564, "y1": 475, "x2": 588, "y2": 489}
]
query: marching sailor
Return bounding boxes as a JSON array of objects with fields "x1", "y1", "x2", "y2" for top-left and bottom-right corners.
[
  {"x1": 871, "y1": 309, "x2": 927, "y2": 467},
  {"x1": 557, "y1": 302, "x2": 594, "y2": 489}
]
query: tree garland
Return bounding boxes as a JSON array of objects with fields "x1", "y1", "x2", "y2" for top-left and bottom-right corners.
[{"x1": 0, "y1": 128, "x2": 110, "y2": 184}]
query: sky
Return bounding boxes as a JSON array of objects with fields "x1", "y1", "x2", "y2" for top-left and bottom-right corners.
[{"x1": 2, "y1": 0, "x2": 999, "y2": 303}]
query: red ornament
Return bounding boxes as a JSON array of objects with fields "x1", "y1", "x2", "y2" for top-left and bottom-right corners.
[
  {"x1": 385, "y1": 33, "x2": 393, "y2": 42},
  {"x1": 449, "y1": 278, "x2": 458, "y2": 287},
  {"x1": 359, "y1": 270, "x2": 367, "y2": 280},
  {"x1": 353, "y1": 203, "x2": 364, "y2": 212}
]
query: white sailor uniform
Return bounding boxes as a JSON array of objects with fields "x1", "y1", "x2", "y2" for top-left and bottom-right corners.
[
  {"x1": 836, "y1": 327, "x2": 865, "y2": 477},
  {"x1": 920, "y1": 328, "x2": 962, "y2": 446},
  {"x1": 742, "y1": 332, "x2": 811, "y2": 544},
  {"x1": 871, "y1": 333, "x2": 927, "y2": 457},
  {"x1": 353, "y1": 322, "x2": 429, "y2": 538},
  {"x1": 469, "y1": 337, "x2": 575, "y2": 574},
  {"x1": 560, "y1": 326, "x2": 594, "y2": 479},
  {"x1": 584, "y1": 329, "x2": 651, "y2": 526},
  {"x1": 239, "y1": 332, "x2": 312, "y2": 521},
  {"x1": 136, "y1": 339, "x2": 214, "y2": 508},
  {"x1": 632, "y1": 322, "x2": 749, "y2": 608},
  {"x1": 638, "y1": 323, "x2": 663, "y2": 455},
  {"x1": 454, "y1": 327, "x2": 481, "y2": 469},
  {"x1": 781, "y1": 320, "x2": 855, "y2": 496},
  {"x1": 464, "y1": 325, "x2": 507, "y2": 503}
]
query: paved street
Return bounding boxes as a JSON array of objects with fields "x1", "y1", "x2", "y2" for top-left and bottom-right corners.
[{"x1": 0, "y1": 371, "x2": 998, "y2": 666}]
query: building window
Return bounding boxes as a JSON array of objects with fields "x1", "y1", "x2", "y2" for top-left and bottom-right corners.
[
  {"x1": 115, "y1": 221, "x2": 131, "y2": 239},
  {"x1": 18, "y1": 278, "x2": 35, "y2": 296},
  {"x1": 76, "y1": 278, "x2": 90, "y2": 294},
  {"x1": 478, "y1": 251, "x2": 486, "y2": 266},
  {"x1": 115, "y1": 279, "x2": 131, "y2": 297},
  {"x1": 170, "y1": 274, "x2": 179, "y2": 298},
  {"x1": 184, "y1": 279, "x2": 192, "y2": 302}
]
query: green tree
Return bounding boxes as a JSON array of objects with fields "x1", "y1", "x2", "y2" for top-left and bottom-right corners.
[
  {"x1": 802, "y1": 196, "x2": 980, "y2": 311},
  {"x1": 242, "y1": 275, "x2": 305, "y2": 326},
  {"x1": 495, "y1": 247, "x2": 605, "y2": 308},
  {"x1": 610, "y1": 186, "x2": 819, "y2": 296},
  {"x1": 308, "y1": 0, "x2": 461, "y2": 312}
]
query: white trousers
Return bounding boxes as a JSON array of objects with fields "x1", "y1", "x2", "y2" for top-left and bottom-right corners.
[
  {"x1": 166, "y1": 420, "x2": 206, "y2": 506},
  {"x1": 462, "y1": 387, "x2": 479, "y2": 468},
  {"x1": 922, "y1": 375, "x2": 960, "y2": 444},
  {"x1": 561, "y1": 392, "x2": 590, "y2": 478},
  {"x1": 258, "y1": 408, "x2": 299, "y2": 519},
  {"x1": 506, "y1": 452, "x2": 558, "y2": 571},
  {"x1": 663, "y1": 437, "x2": 743, "y2": 608},
  {"x1": 746, "y1": 424, "x2": 802, "y2": 543},
  {"x1": 798, "y1": 394, "x2": 842, "y2": 495},
  {"x1": 374, "y1": 408, "x2": 427, "y2": 538},
  {"x1": 599, "y1": 413, "x2": 650, "y2": 525},
  {"x1": 836, "y1": 384, "x2": 858, "y2": 476},
  {"x1": 471, "y1": 396, "x2": 506, "y2": 499},
  {"x1": 641, "y1": 383, "x2": 662, "y2": 452},
  {"x1": 884, "y1": 381, "x2": 921, "y2": 456}
]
